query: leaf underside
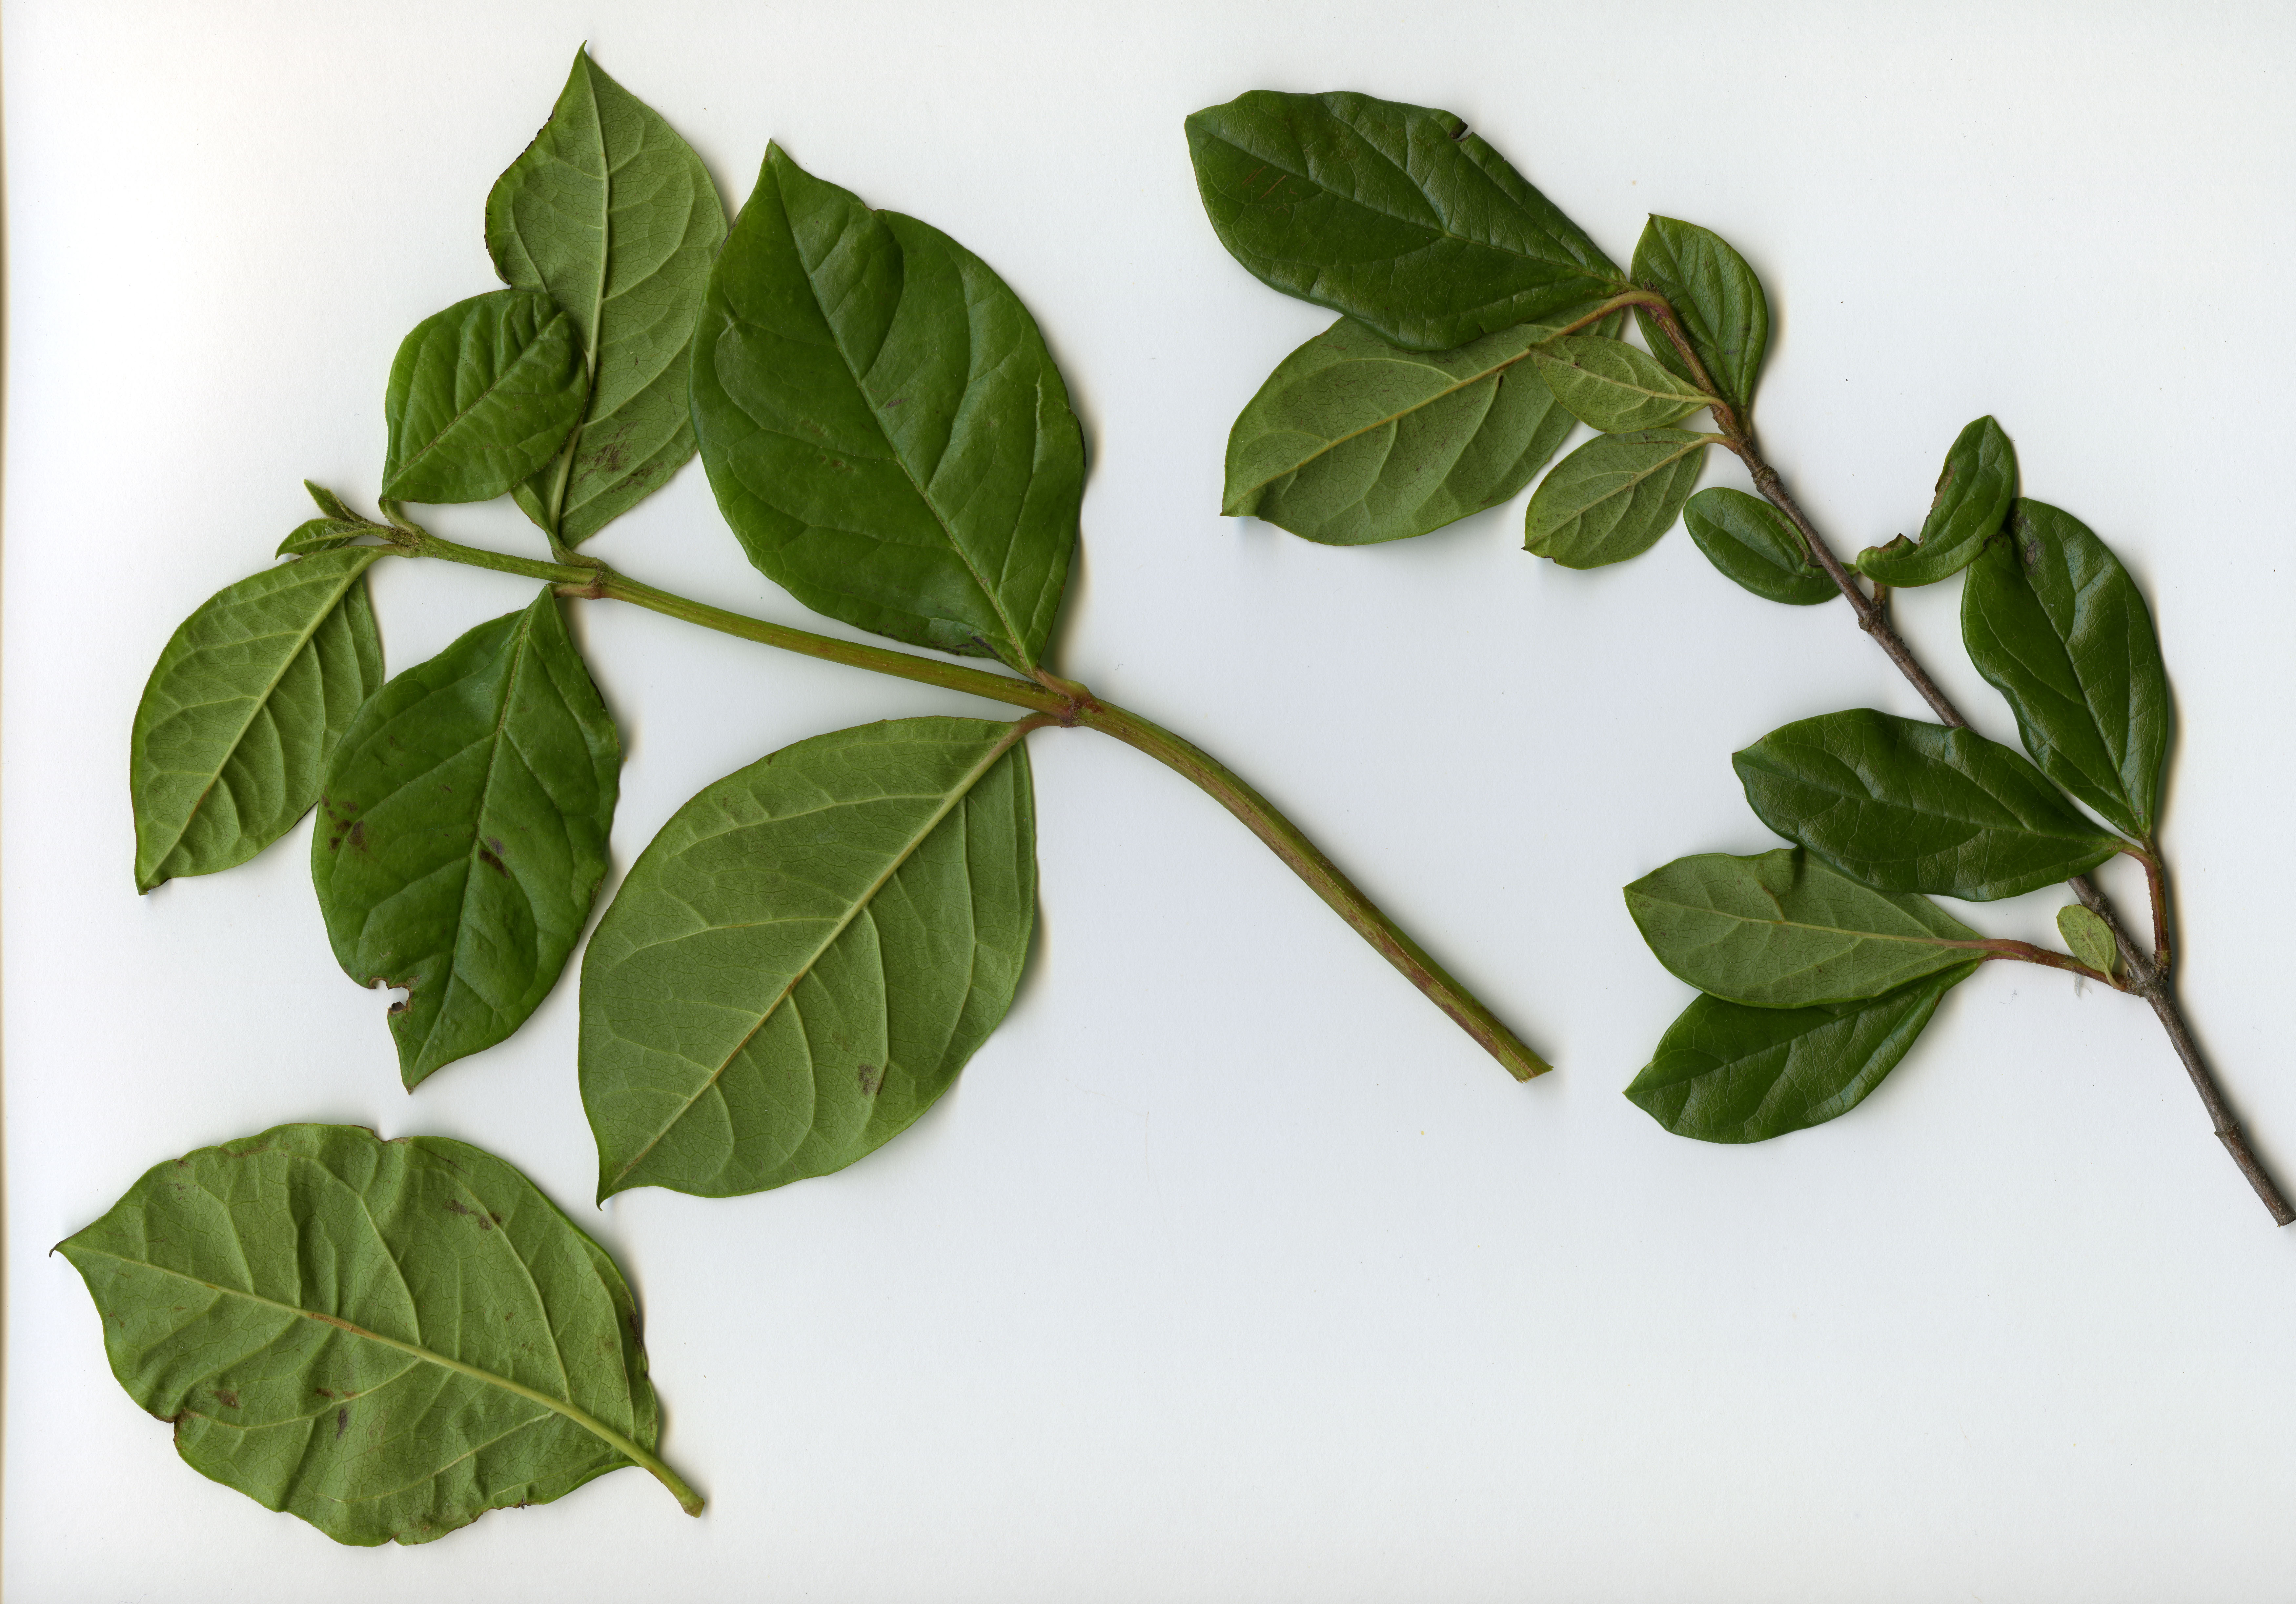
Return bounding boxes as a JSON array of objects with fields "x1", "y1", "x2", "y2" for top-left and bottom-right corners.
[
  {"x1": 381, "y1": 288, "x2": 588, "y2": 505},
  {"x1": 1528, "y1": 333, "x2": 1709, "y2": 434},
  {"x1": 1524, "y1": 429, "x2": 1708, "y2": 569}
]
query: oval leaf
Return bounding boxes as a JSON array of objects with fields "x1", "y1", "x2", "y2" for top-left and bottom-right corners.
[
  {"x1": 1224, "y1": 316, "x2": 1575, "y2": 544},
  {"x1": 1523, "y1": 429, "x2": 1708, "y2": 568},
  {"x1": 582, "y1": 717, "x2": 1037, "y2": 1201},
  {"x1": 488, "y1": 48, "x2": 729, "y2": 545},
  {"x1": 1630, "y1": 216, "x2": 1770, "y2": 413},
  {"x1": 691, "y1": 146, "x2": 1081, "y2": 672},
  {"x1": 1627, "y1": 963, "x2": 1979, "y2": 1142},
  {"x1": 1185, "y1": 90, "x2": 1625, "y2": 351},
  {"x1": 1733, "y1": 708, "x2": 2125, "y2": 902},
  {"x1": 1624, "y1": 848, "x2": 1981, "y2": 1008},
  {"x1": 314, "y1": 589, "x2": 620, "y2": 1088},
  {"x1": 1528, "y1": 333, "x2": 1711, "y2": 433},
  {"x1": 57, "y1": 1124, "x2": 696, "y2": 1546},
  {"x1": 2057, "y1": 904, "x2": 2120, "y2": 976},
  {"x1": 381, "y1": 288, "x2": 587, "y2": 504},
  {"x1": 131, "y1": 549, "x2": 386, "y2": 892},
  {"x1": 1854, "y1": 416, "x2": 2017, "y2": 586},
  {"x1": 1962, "y1": 499, "x2": 2169, "y2": 839},
  {"x1": 1682, "y1": 486, "x2": 1836, "y2": 605}
]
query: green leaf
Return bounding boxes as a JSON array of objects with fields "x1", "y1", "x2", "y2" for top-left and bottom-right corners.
[
  {"x1": 381, "y1": 289, "x2": 587, "y2": 505},
  {"x1": 691, "y1": 146, "x2": 1082, "y2": 672},
  {"x1": 1733, "y1": 708, "x2": 2125, "y2": 902},
  {"x1": 313, "y1": 589, "x2": 619, "y2": 1088},
  {"x1": 131, "y1": 549, "x2": 386, "y2": 893},
  {"x1": 1528, "y1": 333, "x2": 1712, "y2": 432},
  {"x1": 1523, "y1": 429, "x2": 1708, "y2": 568},
  {"x1": 1624, "y1": 848, "x2": 1981, "y2": 1007},
  {"x1": 1630, "y1": 216, "x2": 1770, "y2": 413},
  {"x1": 1222, "y1": 316, "x2": 1575, "y2": 544},
  {"x1": 488, "y1": 48, "x2": 729, "y2": 545},
  {"x1": 1682, "y1": 486, "x2": 1836, "y2": 605},
  {"x1": 1962, "y1": 499, "x2": 2170, "y2": 839},
  {"x1": 1626, "y1": 963, "x2": 1979, "y2": 1142},
  {"x1": 58, "y1": 1123, "x2": 696, "y2": 1546},
  {"x1": 582, "y1": 717, "x2": 1036, "y2": 1201},
  {"x1": 276, "y1": 518, "x2": 375, "y2": 557},
  {"x1": 1184, "y1": 90, "x2": 1625, "y2": 351},
  {"x1": 1854, "y1": 416, "x2": 2017, "y2": 586},
  {"x1": 2058, "y1": 904, "x2": 2120, "y2": 976}
]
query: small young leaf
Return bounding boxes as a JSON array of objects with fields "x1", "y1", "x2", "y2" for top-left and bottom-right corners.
[
  {"x1": 1523, "y1": 430, "x2": 1708, "y2": 569},
  {"x1": 1733, "y1": 709, "x2": 2125, "y2": 902},
  {"x1": 1625, "y1": 848, "x2": 1981, "y2": 1007},
  {"x1": 275, "y1": 518, "x2": 376, "y2": 557},
  {"x1": 1963, "y1": 500, "x2": 2170, "y2": 839},
  {"x1": 1528, "y1": 333, "x2": 1712, "y2": 432},
  {"x1": 58, "y1": 1124, "x2": 693, "y2": 1546},
  {"x1": 2058, "y1": 904, "x2": 2120, "y2": 976},
  {"x1": 1223, "y1": 317, "x2": 1575, "y2": 545},
  {"x1": 303, "y1": 480, "x2": 361, "y2": 523},
  {"x1": 691, "y1": 146, "x2": 1082, "y2": 671},
  {"x1": 582, "y1": 717, "x2": 1036, "y2": 1201},
  {"x1": 381, "y1": 289, "x2": 588, "y2": 505},
  {"x1": 488, "y1": 48, "x2": 729, "y2": 545},
  {"x1": 1682, "y1": 487, "x2": 1835, "y2": 605},
  {"x1": 313, "y1": 589, "x2": 619, "y2": 1088},
  {"x1": 1630, "y1": 216, "x2": 1770, "y2": 413},
  {"x1": 1854, "y1": 416, "x2": 2017, "y2": 586},
  {"x1": 1627, "y1": 963, "x2": 1980, "y2": 1142},
  {"x1": 131, "y1": 549, "x2": 386, "y2": 892},
  {"x1": 1184, "y1": 90, "x2": 1625, "y2": 351}
]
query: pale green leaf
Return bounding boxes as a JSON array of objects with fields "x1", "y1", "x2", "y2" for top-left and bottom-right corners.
[
  {"x1": 1528, "y1": 333, "x2": 1710, "y2": 433},
  {"x1": 2058, "y1": 904, "x2": 2120, "y2": 976},
  {"x1": 381, "y1": 289, "x2": 587, "y2": 505},
  {"x1": 1524, "y1": 429, "x2": 1708, "y2": 568}
]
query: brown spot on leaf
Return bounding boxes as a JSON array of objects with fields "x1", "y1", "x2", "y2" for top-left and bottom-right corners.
[
  {"x1": 315, "y1": 1386, "x2": 337, "y2": 1399},
  {"x1": 214, "y1": 1388, "x2": 240, "y2": 1410},
  {"x1": 856, "y1": 1062, "x2": 883, "y2": 1096},
  {"x1": 477, "y1": 845, "x2": 508, "y2": 877},
  {"x1": 347, "y1": 820, "x2": 367, "y2": 853},
  {"x1": 336, "y1": 1406, "x2": 350, "y2": 1439},
  {"x1": 445, "y1": 1199, "x2": 494, "y2": 1230}
]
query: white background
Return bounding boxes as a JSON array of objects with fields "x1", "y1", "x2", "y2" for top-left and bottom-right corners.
[{"x1": 9, "y1": 3, "x2": 2296, "y2": 1599}]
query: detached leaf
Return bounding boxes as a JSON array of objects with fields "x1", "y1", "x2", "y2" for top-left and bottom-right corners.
[
  {"x1": 582, "y1": 717, "x2": 1036, "y2": 1200},
  {"x1": 1630, "y1": 216, "x2": 1770, "y2": 413},
  {"x1": 1625, "y1": 848, "x2": 1980, "y2": 1008},
  {"x1": 131, "y1": 549, "x2": 386, "y2": 892},
  {"x1": 1184, "y1": 90, "x2": 1624, "y2": 351},
  {"x1": 58, "y1": 1124, "x2": 695, "y2": 1546},
  {"x1": 1529, "y1": 334, "x2": 1712, "y2": 432},
  {"x1": 381, "y1": 289, "x2": 587, "y2": 505},
  {"x1": 1733, "y1": 708, "x2": 2125, "y2": 902},
  {"x1": 1682, "y1": 487, "x2": 1835, "y2": 605},
  {"x1": 313, "y1": 589, "x2": 619, "y2": 1088},
  {"x1": 1224, "y1": 317, "x2": 1575, "y2": 544},
  {"x1": 691, "y1": 146, "x2": 1081, "y2": 671},
  {"x1": 1524, "y1": 429, "x2": 1708, "y2": 568},
  {"x1": 1627, "y1": 964, "x2": 1979, "y2": 1142},
  {"x1": 1963, "y1": 500, "x2": 2170, "y2": 839},
  {"x1": 488, "y1": 48, "x2": 729, "y2": 544},
  {"x1": 1854, "y1": 417, "x2": 2017, "y2": 586},
  {"x1": 2058, "y1": 904, "x2": 2120, "y2": 975}
]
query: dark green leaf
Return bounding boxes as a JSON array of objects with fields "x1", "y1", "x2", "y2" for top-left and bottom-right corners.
[
  {"x1": 1682, "y1": 487, "x2": 1835, "y2": 605},
  {"x1": 1854, "y1": 416, "x2": 2017, "y2": 586},
  {"x1": 691, "y1": 147, "x2": 1081, "y2": 671},
  {"x1": 2058, "y1": 904, "x2": 2119, "y2": 975},
  {"x1": 313, "y1": 589, "x2": 619, "y2": 1088},
  {"x1": 1528, "y1": 333, "x2": 1711, "y2": 432},
  {"x1": 1630, "y1": 216, "x2": 1770, "y2": 413},
  {"x1": 381, "y1": 289, "x2": 587, "y2": 505},
  {"x1": 582, "y1": 717, "x2": 1036, "y2": 1201},
  {"x1": 1223, "y1": 316, "x2": 1575, "y2": 544},
  {"x1": 488, "y1": 48, "x2": 729, "y2": 545},
  {"x1": 1625, "y1": 848, "x2": 1981, "y2": 1007},
  {"x1": 1962, "y1": 499, "x2": 2169, "y2": 839},
  {"x1": 1733, "y1": 708, "x2": 2125, "y2": 902},
  {"x1": 1627, "y1": 964, "x2": 1979, "y2": 1142},
  {"x1": 58, "y1": 1123, "x2": 696, "y2": 1546},
  {"x1": 131, "y1": 550, "x2": 386, "y2": 892},
  {"x1": 1523, "y1": 429, "x2": 1707, "y2": 568},
  {"x1": 1184, "y1": 90, "x2": 1625, "y2": 351}
]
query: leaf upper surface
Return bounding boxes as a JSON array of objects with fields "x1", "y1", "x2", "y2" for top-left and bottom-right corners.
[
  {"x1": 1523, "y1": 429, "x2": 1707, "y2": 568},
  {"x1": 1682, "y1": 486, "x2": 1835, "y2": 605},
  {"x1": 59, "y1": 1124, "x2": 667, "y2": 1546},
  {"x1": 1223, "y1": 316, "x2": 1574, "y2": 544},
  {"x1": 313, "y1": 590, "x2": 620, "y2": 1088},
  {"x1": 1854, "y1": 416, "x2": 2017, "y2": 586},
  {"x1": 582, "y1": 717, "x2": 1036, "y2": 1200},
  {"x1": 1185, "y1": 90, "x2": 1624, "y2": 351},
  {"x1": 1733, "y1": 708, "x2": 2124, "y2": 901},
  {"x1": 381, "y1": 289, "x2": 588, "y2": 505},
  {"x1": 131, "y1": 549, "x2": 386, "y2": 892},
  {"x1": 1630, "y1": 216, "x2": 1770, "y2": 413},
  {"x1": 1529, "y1": 332, "x2": 1711, "y2": 433}
]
